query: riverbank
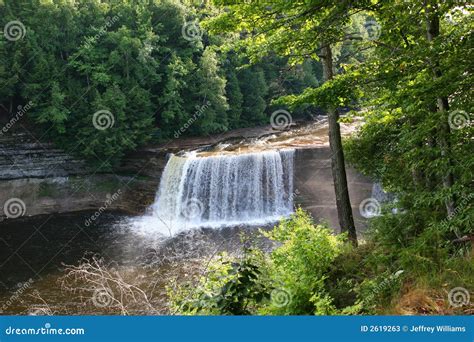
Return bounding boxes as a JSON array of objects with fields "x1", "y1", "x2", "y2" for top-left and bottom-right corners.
[{"x1": 1, "y1": 119, "x2": 372, "y2": 231}]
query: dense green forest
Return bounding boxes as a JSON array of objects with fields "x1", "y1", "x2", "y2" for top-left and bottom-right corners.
[
  {"x1": 0, "y1": 0, "x2": 472, "y2": 315},
  {"x1": 0, "y1": 0, "x2": 320, "y2": 166}
]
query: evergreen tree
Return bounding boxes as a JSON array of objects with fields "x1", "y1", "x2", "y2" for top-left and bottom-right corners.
[
  {"x1": 239, "y1": 67, "x2": 268, "y2": 126},
  {"x1": 225, "y1": 68, "x2": 243, "y2": 129},
  {"x1": 159, "y1": 53, "x2": 191, "y2": 135},
  {"x1": 0, "y1": 0, "x2": 320, "y2": 166},
  {"x1": 193, "y1": 47, "x2": 228, "y2": 133}
]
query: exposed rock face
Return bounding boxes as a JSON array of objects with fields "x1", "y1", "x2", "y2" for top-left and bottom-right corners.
[
  {"x1": 0, "y1": 175, "x2": 158, "y2": 221},
  {"x1": 0, "y1": 121, "x2": 374, "y2": 232},
  {"x1": 0, "y1": 132, "x2": 152, "y2": 220},
  {"x1": 294, "y1": 147, "x2": 372, "y2": 233},
  {"x1": 0, "y1": 133, "x2": 89, "y2": 180},
  {"x1": 118, "y1": 148, "x2": 169, "y2": 180},
  {"x1": 120, "y1": 120, "x2": 374, "y2": 232}
]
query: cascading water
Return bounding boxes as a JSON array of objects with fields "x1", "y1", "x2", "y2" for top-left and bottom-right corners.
[{"x1": 133, "y1": 149, "x2": 295, "y2": 236}]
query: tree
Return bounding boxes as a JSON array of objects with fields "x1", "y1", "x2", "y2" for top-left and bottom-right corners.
[
  {"x1": 193, "y1": 47, "x2": 229, "y2": 133},
  {"x1": 207, "y1": 0, "x2": 366, "y2": 244},
  {"x1": 423, "y1": 0, "x2": 456, "y2": 216},
  {"x1": 344, "y1": 0, "x2": 472, "y2": 242},
  {"x1": 224, "y1": 66, "x2": 243, "y2": 129},
  {"x1": 0, "y1": 0, "x2": 326, "y2": 166},
  {"x1": 159, "y1": 53, "x2": 192, "y2": 135},
  {"x1": 320, "y1": 44, "x2": 356, "y2": 244},
  {"x1": 238, "y1": 66, "x2": 268, "y2": 126}
]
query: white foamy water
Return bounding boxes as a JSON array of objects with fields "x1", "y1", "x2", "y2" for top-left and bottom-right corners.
[{"x1": 131, "y1": 149, "x2": 295, "y2": 236}]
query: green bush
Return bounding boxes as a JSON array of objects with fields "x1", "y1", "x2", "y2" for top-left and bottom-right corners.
[
  {"x1": 259, "y1": 208, "x2": 345, "y2": 315},
  {"x1": 167, "y1": 250, "x2": 270, "y2": 315},
  {"x1": 168, "y1": 206, "x2": 474, "y2": 315},
  {"x1": 168, "y1": 209, "x2": 348, "y2": 315}
]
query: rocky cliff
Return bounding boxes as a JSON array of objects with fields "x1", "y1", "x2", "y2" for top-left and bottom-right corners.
[
  {"x1": 0, "y1": 122, "x2": 374, "y2": 232},
  {"x1": 0, "y1": 132, "x2": 151, "y2": 220}
]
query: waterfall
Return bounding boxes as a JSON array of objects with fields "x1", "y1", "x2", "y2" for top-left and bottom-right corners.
[{"x1": 133, "y1": 149, "x2": 295, "y2": 236}]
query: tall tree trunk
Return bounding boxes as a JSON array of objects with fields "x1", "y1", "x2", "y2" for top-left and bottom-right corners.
[
  {"x1": 426, "y1": 135, "x2": 438, "y2": 191},
  {"x1": 321, "y1": 44, "x2": 357, "y2": 245},
  {"x1": 425, "y1": 1, "x2": 456, "y2": 216}
]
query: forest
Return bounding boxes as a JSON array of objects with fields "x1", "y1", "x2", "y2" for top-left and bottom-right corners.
[
  {"x1": 0, "y1": 0, "x2": 472, "y2": 317},
  {"x1": 1, "y1": 0, "x2": 321, "y2": 166}
]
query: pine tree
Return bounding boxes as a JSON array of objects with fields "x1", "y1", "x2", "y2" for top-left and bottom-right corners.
[
  {"x1": 194, "y1": 47, "x2": 228, "y2": 133},
  {"x1": 239, "y1": 67, "x2": 268, "y2": 126},
  {"x1": 225, "y1": 69, "x2": 243, "y2": 129}
]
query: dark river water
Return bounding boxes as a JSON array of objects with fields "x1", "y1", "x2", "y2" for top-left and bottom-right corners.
[{"x1": 0, "y1": 210, "x2": 273, "y2": 315}]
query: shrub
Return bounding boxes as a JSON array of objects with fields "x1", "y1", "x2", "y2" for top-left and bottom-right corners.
[
  {"x1": 259, "y1": 208, "x2": 345, "y2": 314},
  {"x1": 167, "y1": 250, "x2": 270, "y2": 315},
  {"x1": 168, "y1": 209, "x2": 347, "y2": 315}
]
